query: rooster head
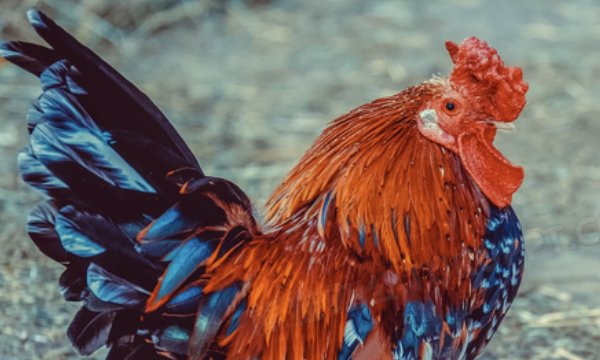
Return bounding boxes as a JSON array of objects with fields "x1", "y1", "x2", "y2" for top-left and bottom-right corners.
[{"x1": 417, "y1": 37, "x2": 528, "y2": 208}]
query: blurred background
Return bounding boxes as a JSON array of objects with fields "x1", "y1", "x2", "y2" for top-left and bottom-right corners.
[{"x1": 0, "y1": 0, "x2": 599, "y2": 359}]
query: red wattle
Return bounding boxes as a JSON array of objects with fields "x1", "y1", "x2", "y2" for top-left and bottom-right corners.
[{"x1": 458, "y1": 128, "x2": 523, "y2": 208}]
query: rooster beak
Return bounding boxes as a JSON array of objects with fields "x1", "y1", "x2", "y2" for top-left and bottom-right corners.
[{"x1": 486, "y1": 119, "x2": 516, "y2": 133}]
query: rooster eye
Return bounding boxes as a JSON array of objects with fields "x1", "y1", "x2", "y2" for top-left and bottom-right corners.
[{"x1": 445, "y1": 102, "x2": 455, "y2": 111}]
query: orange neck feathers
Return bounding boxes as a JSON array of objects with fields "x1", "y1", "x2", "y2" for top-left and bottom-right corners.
[{"x1": 266, "y1": 82, "x2": 490, "y2": 272}]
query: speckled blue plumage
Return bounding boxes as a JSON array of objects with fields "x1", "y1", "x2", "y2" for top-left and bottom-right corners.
[{"x1": 337, "y1": 205, "x2": 524, "y2": 360}]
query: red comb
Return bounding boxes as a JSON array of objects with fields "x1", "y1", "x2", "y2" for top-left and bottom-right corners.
[{"x1": 446, "y1": 37, "x2": 528, "y2": 123}]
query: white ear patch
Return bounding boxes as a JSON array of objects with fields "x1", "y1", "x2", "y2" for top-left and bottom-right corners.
[{"x1": 419, "y1": 109, "x2": 444, "y2": 135}]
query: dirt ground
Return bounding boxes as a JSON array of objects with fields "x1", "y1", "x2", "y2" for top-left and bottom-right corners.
[{"x1": 1, "y1": 0, "x2": 600, "y2": 359}]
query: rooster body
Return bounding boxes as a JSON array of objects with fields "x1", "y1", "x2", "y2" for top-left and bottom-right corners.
[{"x1": 1, "y1": 11, "x2": 527, "y2": 360}]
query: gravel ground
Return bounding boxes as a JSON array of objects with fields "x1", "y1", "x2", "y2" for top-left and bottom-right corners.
[{"x1": 1, "y1": 0, "x2": 600, "y2": 359}]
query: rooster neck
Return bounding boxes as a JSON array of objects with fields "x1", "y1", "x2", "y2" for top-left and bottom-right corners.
[{"x1": 266, "y1": 83, "x2": 490, "y2": 270}]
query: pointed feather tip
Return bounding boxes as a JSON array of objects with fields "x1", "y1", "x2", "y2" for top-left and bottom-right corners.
[
  {"x1": 0, "y1": 42, "x2": 33, "y2": 64},
  {"x1": 146, "y1": 238, "x2": 214, "y2": 312},
  {"x1": 26, "y1": 9, "x2": 47, "y2": 29},
  {"x1": 27, "y1": 9, "x2": 54, "y2": 31},
  {"x1": 145, "y1": 286, "x2": 164, "y2": 313},
  {"x1": 145, "y1": 277, "x2": 174, "y2": 313},
  {"x1": 0, "y1": 42, "x2": 17, "y2": 60}
]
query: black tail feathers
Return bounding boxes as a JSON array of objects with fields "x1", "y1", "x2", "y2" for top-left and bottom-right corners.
[{"x1": 3, "y1": 10, "x2": 259, "y2": 360}]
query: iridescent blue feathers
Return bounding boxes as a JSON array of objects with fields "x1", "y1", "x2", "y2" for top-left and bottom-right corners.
[
  {"x1": 389, "y1": 205, "x2": 524, "y2": 360},
  {"x1": 2, "y1": 9, "x2": 256, "y2": 360}
]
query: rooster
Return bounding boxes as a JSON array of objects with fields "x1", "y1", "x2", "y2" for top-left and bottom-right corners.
[{"x1": 1, "y1": 10, "x2": 527, "y2": 360}]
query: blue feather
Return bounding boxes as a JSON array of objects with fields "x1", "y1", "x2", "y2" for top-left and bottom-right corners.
[
  {"x1": 37, "y1": 85, "x2": 96, "y2": 131},
  {"x1": 395, "y1": 301, "x2": 443, "y2": 360},
  {"x1": 358, "y1": 223, "x2": 366, "y2": 248},
  {"x1": 142, "y1": 193, "x2": 229, "y2": 242},
  {"x1": 225, "y1": 300, "x2": 247, "y2": 337},
  {"x1": 163, "y1": 243, "x2": 184, "y2": 262},
  {"x1": 153, "y1": 325, "x2": 190, "y2": 355},
  {"x1": 137, "y1": 239, "x2": 181, "y2": 258},
  {"x1": 338, "y1": 303, "x2": 373, "y2": 360},
  {"x1": 18, "y1": 146, "x2": 70, "y2": 197},
  {"x1": 445, "y1": 308, "x2": 466, "y2": 336},
  {"x1": 156, "y1": 237, "x2": 217, "y2": 303},
  {"x1": 188, "y1": 284, "x2": 240, "y2": 359},
  {"x1": 40, "y1": 60, "x2": 71, "y2": 90},
  {"x1": 29, "y1": 86, "x2": 155, "y2": 194},
  {"x1": 67, "y1": 308, "x2": 115, "y2": 356},
  {"x1": 142, "y1": 205, "x2": 196, "y2": 241},
  {"x1": 30, "y1": 122, "x2": 73, "y2": 165},
  {"x1": 464, "y1": 205, "x2": 524, "y2": 355},
  {"x1": 27, "y1": 201, "x2": 69, "y2": 262},
  {"x1": 371, "y1": 224, "x2": 379, "y2": 248},
  {"x1": 55, "y1": 211, "x2": 105, "y2": 257},
  {"x1": 164, "y1": 285, "x2": 204, "y2": 315},
  {"x1": 319, "y1": 191, "x2": 333, "y2": 232},
  {"x1": 64, "y1": 70, "x2": 86, "y2": 96},
  {"x1": 55, "y1": 206, "x2": 161, "y2": 291},
  {"x1": 26, "y1": 102, "x2": 45, "y2": 131},
  {"x1": 86, "y1": 263, "x2": 149, "y2": 307},
  {"x1": 38, "y1": 60, "x2": 86, "y2": 95}
]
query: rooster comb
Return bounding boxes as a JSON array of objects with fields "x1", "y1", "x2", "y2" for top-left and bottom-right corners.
[{"x1": 446, "y1": 37, "x2": 528, "y2": 123}]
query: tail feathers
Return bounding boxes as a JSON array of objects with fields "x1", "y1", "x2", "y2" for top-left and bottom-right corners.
[
  {"x1": 12, "y1": 50, "x2": 189, "y2": 218},
  {"x1": 187, "y1": 284, "x2": 241, "y2": 360},
  {"x1": 26, "y1": 59, "x2": 161, "y2": 193},
  {"x1": 30, "y1": 87, "x2": 156, "y2": 195},
  {"x1": 56, "y1": 206, "x2": 162, "y2": 287},
  {"x1": 1, "y1": 10, "x2": 204, "y2": 208},
  {"x1": 68, "y1": 308, "x2": 189, "y2": 360},
  {"x1": 141, "y1": 177, "x2": 255, "y2": 312},
  {"x1": 20, "y1": 9, "x2": 201, "y2": 170},
  {"x1": 87, "y1": 263, "x2": 150, "y2": 307},
  {"x1": 107, "y1": 339, "x2": 184, "y2": 360},
  {"x1": 67, "y1": 307, "x2": 117, "y2": 356},
  {"x1": 6, "y1": 10, "x2": 259, "y2": 359},
  {"x1": 28, "y1": 200, "x2": 193, "y2": 359},
  {"x1": 150, "y1": 236, "x2": 216, "y2": 307},
  {"x1": 137, "y1": 177, "x2": 256, "y2": 359},
  {"x1": 0, "y1": 41, "x2": 60, "y2": 76},
  {"x1": 27, "y1": 200, "x2": 69, "y2": 261},
  {"x1": 19, "y1": 147, "x2": 72, "y2": 200}
]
